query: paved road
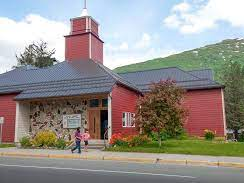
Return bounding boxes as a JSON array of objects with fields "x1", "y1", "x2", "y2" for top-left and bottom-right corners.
[{"x1": 0, "y1": 157, "x2": 244, "y2": 183}]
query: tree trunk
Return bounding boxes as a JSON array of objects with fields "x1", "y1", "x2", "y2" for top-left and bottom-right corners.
[
  {"x1": 234, "y1": 129, "x2": 239, "y2": 140},
  {"x1": 158, "y1": 132, "x2": 162, "y2": 147}
]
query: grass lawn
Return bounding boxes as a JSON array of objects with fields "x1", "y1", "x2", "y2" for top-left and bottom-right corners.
[
  {"x1": 0, "y1": 144, "x2": 15, "y2": 148},
  {"x1": 106, "y1": 140, "x2": 244, "y2": 157}
]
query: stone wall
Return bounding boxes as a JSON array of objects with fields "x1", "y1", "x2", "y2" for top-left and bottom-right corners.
[{"x1": 30, "y1": 99, "x2": 88, "y2": 139}]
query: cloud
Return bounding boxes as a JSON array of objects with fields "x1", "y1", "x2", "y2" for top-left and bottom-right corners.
[
  {"x1": 164, "y1": 0, "x2": 244, "y2": 34},
  {"x1": 104, "y1": 32, "x2": 178, "y2": 69},
  {"x1": 172, "y1": 1, "x2": 191, "y2": 12},
  {"x1": 0, "y1": 15, "x2": 176, "y2": 73},
  {"x1": 0, "y1": 14, "x2": 69, "y2": 73},
  {"x1": 105, "y1": 42, "x2": 129, "y2": 52},
  {"x1": 104, "y1": 47, "x2": 178, "y2": 69},
  {"x1": 135, "y1": 33, "x2": 151, "y2": 49}
]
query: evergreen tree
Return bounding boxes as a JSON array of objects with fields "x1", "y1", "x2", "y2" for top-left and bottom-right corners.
[
  {"x1": 15, "y1": 41, "x2": 57, "y2": 68},
  {"x1": 222, "y1": 61, "x2": 244, "y2": 139}
]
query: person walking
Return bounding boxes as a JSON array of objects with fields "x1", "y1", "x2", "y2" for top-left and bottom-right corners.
[
  {"x1": 71, "y1": 127, "x2": 82, "y2": 154},
  {"x1": 83, "y1": 129, "x2": 90, "y2": 152}
]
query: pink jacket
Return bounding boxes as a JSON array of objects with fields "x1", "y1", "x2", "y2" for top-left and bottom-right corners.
[{"x1": 83, "y1": 133, "x2": 90, "y2": 141}]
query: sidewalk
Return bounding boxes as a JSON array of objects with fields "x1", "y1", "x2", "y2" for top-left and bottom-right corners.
[{"x1": 1, "y1": 147, "x2": 244, "y2": 169}]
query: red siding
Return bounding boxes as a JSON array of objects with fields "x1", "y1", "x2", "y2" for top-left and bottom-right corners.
[
  {"x1": 0, "y1": 94, "x2": 16, "y2": 143},
  {"x1": 65, "y1": 17, "x2": 103, "y2": 64},
  {"x1": 111, "y1": 85, "x2": 139, "y2": 135},
  {"x1": 71, "y1": 18, "x2": 87, "y2": 35},
  {"x1": 65, "y1": 34, "x2": 90, "y2": 62},
  {"x1": 111, "y1": 87, "x2": 225, "y2": 138},
  {"x1": 91, "y1": 34, "x2": 103, "y2": 64},
  {"x1": 184, "y1": 89, "x2": 225, "y2": 137},
  {"x1": 91, "y1": 19, "x2": 98, "y2": 36}
]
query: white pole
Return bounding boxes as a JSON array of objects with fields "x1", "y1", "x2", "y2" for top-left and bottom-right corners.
[
  {"x1": 108, "y1": 94, "x2": 112, "y2": 141},
  {"x1": 84, "y1": 0, "x2": 87, "y2": 9},
  {"x1": 0, "y1": 124, "x2": 2, "y2": 144}
]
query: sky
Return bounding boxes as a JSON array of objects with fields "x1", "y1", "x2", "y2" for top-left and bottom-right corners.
[{"x1": 1, "y1": 0, "x2": 244, "y2": 73}]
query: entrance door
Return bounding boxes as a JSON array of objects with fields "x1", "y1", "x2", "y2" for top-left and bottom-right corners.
[
  {"x1": 88, "y1": 110, "x2": 100, "y2": 139},
  {"x1": 100, "y1": 110, "x2": 108, "y2": 140}
]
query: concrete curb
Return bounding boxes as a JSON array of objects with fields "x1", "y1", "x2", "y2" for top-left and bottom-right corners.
[{"x1": 1, "y1": 152, "x2": 244, "y2": 169}]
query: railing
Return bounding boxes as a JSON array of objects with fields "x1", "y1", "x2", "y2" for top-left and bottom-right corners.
[{"x1": 103, "y1": 126, "x2": 110, "y2": 148}]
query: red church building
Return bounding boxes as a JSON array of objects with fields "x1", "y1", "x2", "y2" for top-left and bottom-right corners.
[{"x1": 0, "y1": 7, "x2": 226, "y2": 143}]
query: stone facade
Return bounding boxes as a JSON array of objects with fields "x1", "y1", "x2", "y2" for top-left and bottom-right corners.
[{"x1": 29, "y1": 99, "x2": 88, "y2": 139}]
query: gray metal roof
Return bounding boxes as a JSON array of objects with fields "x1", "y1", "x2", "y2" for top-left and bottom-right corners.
[
  {"x1": 0, "y1": 61, "x2": 222, "y2": 100},
  {"x1": 119, "y1": 67, "x2": 222, "y2": 92},
  {"x1": 188, "y1": 69, "x2": 214, "y2": 80},
  {"x1": 0, "y1": 60, "x2": 140, "y2": 100}
]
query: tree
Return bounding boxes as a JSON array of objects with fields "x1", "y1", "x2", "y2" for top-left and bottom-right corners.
[
  {"x1": 135, "y1": 80, "x2": 187, "y2": 147},
  {"x1": 222, "y1": 61, "x2": 244, "y2": 140},
  {"x1": 15, "y1": 41, "x2": 57, "y2": 68}
]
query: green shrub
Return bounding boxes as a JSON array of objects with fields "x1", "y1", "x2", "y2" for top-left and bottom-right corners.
[
  {"x1": 110, "y1": 133, "x2": 127, "y2": 146},
  {"x1": 110, "y1": 133, "x2": 150, "y2": 147},
  {"x1": 238, "y1": 132, "x2": 244, "y2": 142},
  {"x1": 127, "y1": 135, "x2": 150, "y2": 147},
  {"x1": 115, "y1": 139, "x2": 129, "y2": 147},
  {"x1": 149, "y1": 131, "x2": 170, "y2": 141},
  {"x1": 204, "y1": 130, "x2": 215, "y2": 140},
  {"x1": 33, "y1": 130, "x2": 57, "y2": 147},
  {"x1": 175, "y1": 129, "x2": 188, "y2": 140},
  {"x1": 20, "y1": 136, "x2": 32, "y2": 148},
  {"x1": 55, "y1": 138, "x2": 67, "y2": 149},
  {"x1": 149, "y1": 128, "x2": 187, "y2": 141}
]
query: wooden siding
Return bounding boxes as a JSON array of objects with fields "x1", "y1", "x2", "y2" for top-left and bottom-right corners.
[
  {"x1": 111, "y1": 85, "x2": 139, "y2": 135},
  {"x1": 184, "y1": 89, "x2": 225, "y2": 137},
  {"x1": 65, "y1": 33, "x2": 90, "y2": 62},
  {"x1": 0, "y1": 94, "x2": 17, "y2": 143}
]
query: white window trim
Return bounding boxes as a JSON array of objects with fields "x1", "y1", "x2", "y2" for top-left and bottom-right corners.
[{"x1": 122, "y1": 112, "x2": 135, "y2": 128}]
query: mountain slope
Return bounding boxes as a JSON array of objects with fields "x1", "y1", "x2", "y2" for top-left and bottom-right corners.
[{"x1": 114, "y1": 39, "x2": 244, "y2": 80}]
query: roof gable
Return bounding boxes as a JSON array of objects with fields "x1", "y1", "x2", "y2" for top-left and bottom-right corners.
[
  {"x1": 119, "y1": 67, "x2": 222, "y2": 92},
  {"x1": 0, "y1": 60, "x2": 140, "y2": 100}
]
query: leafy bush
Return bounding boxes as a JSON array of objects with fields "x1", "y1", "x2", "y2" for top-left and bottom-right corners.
[
  {"x1": 55, "y1": 138, "x2": 67, "y2": 149},
  {"x1": 33, "y1": 130, "x2": 57, "y2": 147},
  {"x1": 110, "y1": 133, "x2": 127, "y2": 146},
  {"x1": 126, "y1": 135, "x2": 150, "y2": 147},
  {"x1": 149, "y1": 131, "x2": 169, "y2": 141},
  {"x1": 238, "y1": 132, "x2": 244, "y2": 142},
  {"x1": 135, "y1": 80, "x2": 187, "y2": 147},
  {"x1": 20, "y1": 136, "x2": 32, "y2": 148},
  {"x1": 149, "y1": 129, "x2": 187, "y2": 142},
  {"x1": 204, "y1": 129, "x2": 215, "y2": 141},
  {"x1": 115, "y1": 139, "x2": 129, "y2": 147},
  {"x1": 175, "y1": 129, "x2": 188, "y2": 140},
  {"x1": 110, "y1": 133, "x2": 150, "y2": 147}
]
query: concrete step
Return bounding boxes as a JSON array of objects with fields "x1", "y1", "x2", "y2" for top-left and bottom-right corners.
[
  {"x1": 74, "y1": 140, "x2": 108, "y2": 150},
  {"x1": 67, "y1": 144, "x2": 105, "y2": 150},
  {"x1": 88, "y1": 140, "x2": 108, "y2": 145},
  {"x1": 81, "y1": 145, "x2": 105, "y2": 150},
  {"x1": 82, "y1": 143, "x2": 106, "y2": 150}
]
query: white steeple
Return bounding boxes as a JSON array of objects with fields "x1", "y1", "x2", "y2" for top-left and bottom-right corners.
[{"x1": 81, "y1": 0, "x2": 89, "y2": 17}]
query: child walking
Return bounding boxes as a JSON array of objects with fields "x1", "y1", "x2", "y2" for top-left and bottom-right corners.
[{"x1": 83, "y1": 129, "x2": 90, "y2": 152}]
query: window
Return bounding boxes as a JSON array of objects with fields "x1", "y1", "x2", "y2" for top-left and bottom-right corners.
[
  {"x1": 89, "y1": 99, "x2": 99, "y2": 107},
  {"x1": 122, "y1": 112, "x2": 135, "y2": 127},
  {"x1": 102, "y1": 99, "x2": 108, "y2": 107}
]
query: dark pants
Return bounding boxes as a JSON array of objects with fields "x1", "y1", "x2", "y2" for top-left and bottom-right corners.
[{"x1": 72, "y1": 140, "x2": 81, "y2": 153}]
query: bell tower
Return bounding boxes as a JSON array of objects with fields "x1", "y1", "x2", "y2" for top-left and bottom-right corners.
[{"x1": 65, "y1": 0, "x2": 104, "y2": 64}]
